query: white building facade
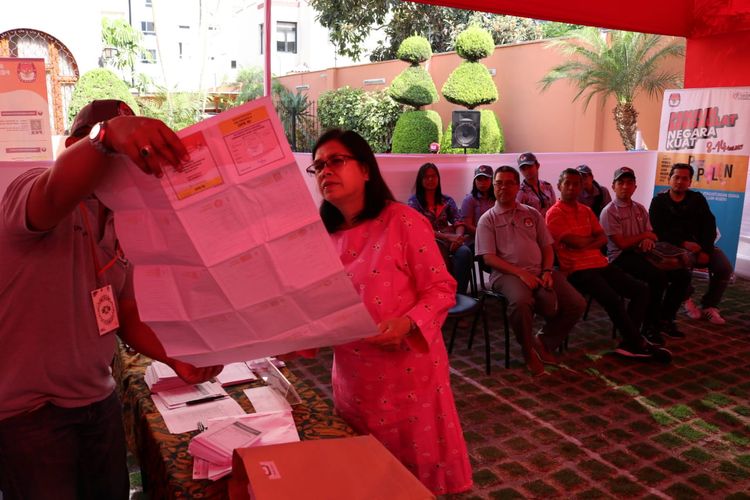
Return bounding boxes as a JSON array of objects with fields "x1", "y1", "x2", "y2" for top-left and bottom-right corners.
[{"x1": 1, "y1": 0, "x2": 378, "y2": 131}]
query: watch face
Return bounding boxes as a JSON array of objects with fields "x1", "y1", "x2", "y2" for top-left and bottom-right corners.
[{"x1": 89, "y1": 122, "x2": 102, "y2": 141}]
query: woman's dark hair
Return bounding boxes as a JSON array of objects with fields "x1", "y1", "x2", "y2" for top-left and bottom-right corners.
[
  {"x1": 414, "y1": 162, "x2": 443, "y2": 209},
  {"x1": 312, "y1": 128, "x2": 395, "y2": 233},
  {"x1": 472, "y1": 166, "x2": 497, "y2": 201}
]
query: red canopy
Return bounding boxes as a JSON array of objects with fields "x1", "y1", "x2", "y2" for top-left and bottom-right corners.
[{"x1": 414, "y1": 0, "x2": 750, "y2": 87}]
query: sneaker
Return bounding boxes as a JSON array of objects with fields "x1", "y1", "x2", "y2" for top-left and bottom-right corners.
[
  {"x1": 659, "y1": 320, "x2": 685, "y2": 339},
  {"x1": 614, "y1": 341, "x2": 653, "y2": 358},
  {"x1": 703, "y1": 307, "x2": 726, "y2": 325},
  {"x1": 643, "y1": 327, "x2": 666, "y2": 346},
  {"x1": 683, "y1": 298, "x2": 702, "y2": 320}
]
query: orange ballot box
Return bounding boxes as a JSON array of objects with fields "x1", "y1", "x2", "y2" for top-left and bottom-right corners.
[{"x1": 229, "y1": 435, "x2": 435, "y2": 500}]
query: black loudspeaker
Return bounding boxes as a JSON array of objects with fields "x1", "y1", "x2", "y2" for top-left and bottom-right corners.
[{"x1": 451, "y1": 110, "x2": 481, "y2": 149}]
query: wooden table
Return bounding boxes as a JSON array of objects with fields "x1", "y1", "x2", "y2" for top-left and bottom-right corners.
[{"x1": 113, "y1": 345, "x2": 355, "y2": 498}]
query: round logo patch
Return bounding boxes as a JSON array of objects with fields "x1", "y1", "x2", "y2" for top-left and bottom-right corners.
[{"x1": 95, "y1": 293, "x2": 116, "y2": 327}]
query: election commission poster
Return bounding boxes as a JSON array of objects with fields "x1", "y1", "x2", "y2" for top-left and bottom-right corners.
[
  {"x1": 656, "y1": 87, "x2": 750, "y2": 267},
  {"x1": 0, "y1": 58, "x2": 52, "y2": 161}
]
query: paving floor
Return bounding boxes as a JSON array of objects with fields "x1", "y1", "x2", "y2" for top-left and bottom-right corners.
[
  {"x1": 128, "y1": 273, "x2": 749, "y2": 499},
  {"x1": 288, "y1": 274, "x2": 750, "y2": 499}
]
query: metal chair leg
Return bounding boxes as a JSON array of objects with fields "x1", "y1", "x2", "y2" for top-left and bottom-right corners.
[
  {"x1": 448, "y1": 318, "x2": 459, "y2": 353},
  {"x1": 502, "y1": 300, "x2": 510, "y2": 369}
]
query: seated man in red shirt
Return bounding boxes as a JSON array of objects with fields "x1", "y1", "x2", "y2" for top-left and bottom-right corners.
[{"x1": 545, "y1": 168, "x2": 670, "y2": 362}]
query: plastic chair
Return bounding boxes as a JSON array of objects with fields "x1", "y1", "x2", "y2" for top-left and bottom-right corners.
[
  {"x1": 446, "y1": 293, "x2": 490, "y2": 374},
  {"x1": 471, "y1": 256, "x2": 512, "y2": 369}
]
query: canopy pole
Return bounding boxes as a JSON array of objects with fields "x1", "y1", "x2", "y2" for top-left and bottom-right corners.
[{"x1": 264, "y1": 0, "x2": 272, "y2": 96}]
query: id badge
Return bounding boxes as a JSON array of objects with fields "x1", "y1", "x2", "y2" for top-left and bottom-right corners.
[{"x1": 91, "y1": 284, "x2": 120, "y2": 335}]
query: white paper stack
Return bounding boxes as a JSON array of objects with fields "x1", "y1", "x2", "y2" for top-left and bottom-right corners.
[
  {"x1": 145, "y1": 361, "x2": 188, "y2": 393},
  {"x1": 152, "y1": 381, "x2": 227, "y2": 410},
  {"x1": 189, "y1": 411, "x2": 300, "y2": 480},
  {"x1": 215, "y1": 362, "x2": 257, "y2": 387},
  {"x1": 152, "y1": 395, "x2": 246, "y2": 434},
  {"x1": 146, "y1": 360, "x2": 259, "y2": 393},
  {"x1": 189, "y1": 419, "x2": 262, "y2": 468}
]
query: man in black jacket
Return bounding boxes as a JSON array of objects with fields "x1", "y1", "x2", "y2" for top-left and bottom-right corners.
[{"x1": 649, "y1": 163, "x2": 733, "y2": 325}]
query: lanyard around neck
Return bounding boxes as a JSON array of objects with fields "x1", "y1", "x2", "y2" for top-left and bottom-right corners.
[{"x1": 78, "y1": 202, "x2": 118, "y2": 279}]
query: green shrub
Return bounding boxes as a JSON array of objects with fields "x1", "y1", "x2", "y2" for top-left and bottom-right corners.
[
  {"x1": 396, "y1": 35, "x2": 432, "y2": 65},
  {"x1": 137, "y1": 92, "x2": 204, "y2": 130},
  {"x1": 455, "y1": 26, "x2": 495, "y2": 61},
  {"x1": 316, "y1": 87, "x2": 402, "y2": 153},
  {"x1": 388, "y1": 67, "x2": 439, "y2": 108},
  {"x1": 442, "y1": 62, "x2": 498, "y2": 108},
  {"x1": 318, "y1": 87, "x2": 365, "y2": 132},
  {"x1": 391, "y1": 110, "x2": 442, "y2": 153},
  {"x1": 360, "y1": 91, "x2": 403, "y2": 152},
  {"x1": 67, "y1": 68, "x2": 139, "y2": 124},
  {"x1": 440, "y1": 109, "x2": 504, "y2": 153}
]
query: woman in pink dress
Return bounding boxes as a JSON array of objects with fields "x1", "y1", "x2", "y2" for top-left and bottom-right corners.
[{"x1": 305, "y1": 129, "x2": 473, "y2": 495}]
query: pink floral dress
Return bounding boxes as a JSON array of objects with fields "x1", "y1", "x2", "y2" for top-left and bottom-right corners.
[{"x1": 330, "y1": 202, "x2": 473, "y2": 495}]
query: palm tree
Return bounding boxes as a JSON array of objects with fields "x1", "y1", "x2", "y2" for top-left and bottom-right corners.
[
  {"x1": 540, "y1": 28, "x2": 685, "y2": 150},
  {"x1": 276, "y1": 89, "x2": 313, "y2": 151},
  {"x1": 101, "y1": 18, "x2": 150, "y2": 86}
]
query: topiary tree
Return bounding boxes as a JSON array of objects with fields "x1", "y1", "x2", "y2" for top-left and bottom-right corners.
[
  {"x1": 440, "y1": 110, "x2": 505, "y2": 154},
  {"x1": 441, "y1": 26, "x2": 504, "y2": 153},
  {"x1": 388, "y1": 36, "x2": 441, "y2": 153},
  {"x1": 391, "y1": 111, "x2": 442, "y2": 154},
  {"x1": 67, "y1": 68, "x2": 139, "y2": 125}
]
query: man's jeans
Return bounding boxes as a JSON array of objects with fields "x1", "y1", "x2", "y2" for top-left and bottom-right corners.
[
  {"x1": 613, "y1": 250, "x2": 691, "y2": 325},
  {"x1": 700, "y1": 247, "x2": 733, "y2": 308},
  {"x1": 567, "y1": 264, "x2": 648, "y2": 346},
  {"x1": 0, "y1": 390, "x2": 129, "y2": 500}
]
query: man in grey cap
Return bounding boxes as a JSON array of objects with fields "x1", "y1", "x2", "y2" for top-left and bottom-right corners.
[
  {"x1": 516, "y1": 152, "x2": 557, "y2": 216},
  {"x1": 576, "y1": 164, "x2": 612, "y2": 218},
  {"x1": 0, "y1": 100, "x2": 221, "y2": 499},
  {"x1": 600, "y1": 167, "x2": 691, "y2": 345}
]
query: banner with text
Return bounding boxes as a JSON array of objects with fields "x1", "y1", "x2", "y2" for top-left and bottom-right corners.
[
  {"x1": 0, "y1": 58, "x2": 52, "y2": 161},
  {"x1": 657, "y1": 87, "x2": 750, "y2": 267}
]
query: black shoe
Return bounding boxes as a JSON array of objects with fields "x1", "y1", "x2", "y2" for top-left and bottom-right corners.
[
  {"x1": 643, "y1": 326, "x2": 666, "y2": 347},
  {"x1": 614, "y1": 341, "x2": 653, "y2": 358},
  {"x1": 614, "y1": 341, "x2": 673, "y2": 363},
  {"x1": 659, "y1": 320, "x2": 685, "y2": 339}
]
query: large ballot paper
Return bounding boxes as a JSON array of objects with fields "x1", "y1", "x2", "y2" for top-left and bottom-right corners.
[{"x1": 96, "y1": 98, "x2": 376, "y2": 366}]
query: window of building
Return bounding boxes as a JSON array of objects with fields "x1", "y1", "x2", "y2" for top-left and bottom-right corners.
[
  {"x1": 276, "y1": 22, "x2": 296, "y2": 53},
  {"x1": 178, "y1": 42, "x2": 183, "y2": 59},
  {"x1": 259, "y1": 23, "x2": 263, "y2": 54},
  {"x1": 141, "y1": 49, "x2": 157, "y2": 63},
  {"x1": 141, "y1": 21, "x2": 155, "y2": 35},
  {"x1": 231, "y1": 60, "x2": 237, "y2": 69},
  {"x1": 145, "y1": 0, "x2": 152, "y2": 6}
]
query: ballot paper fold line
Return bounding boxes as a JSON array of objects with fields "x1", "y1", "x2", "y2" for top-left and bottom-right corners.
[{"x1": 96, "y1": 97, "x2": 376, "y2": 367}]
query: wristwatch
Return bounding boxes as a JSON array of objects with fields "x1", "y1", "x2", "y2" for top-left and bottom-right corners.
[{"x1": 88, "y1": 121, "x2": 114, "y2": 155}]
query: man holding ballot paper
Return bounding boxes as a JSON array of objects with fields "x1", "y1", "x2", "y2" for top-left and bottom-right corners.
[{"x1": 0, "y1": 100, "x2": 221, "y2": 500}]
